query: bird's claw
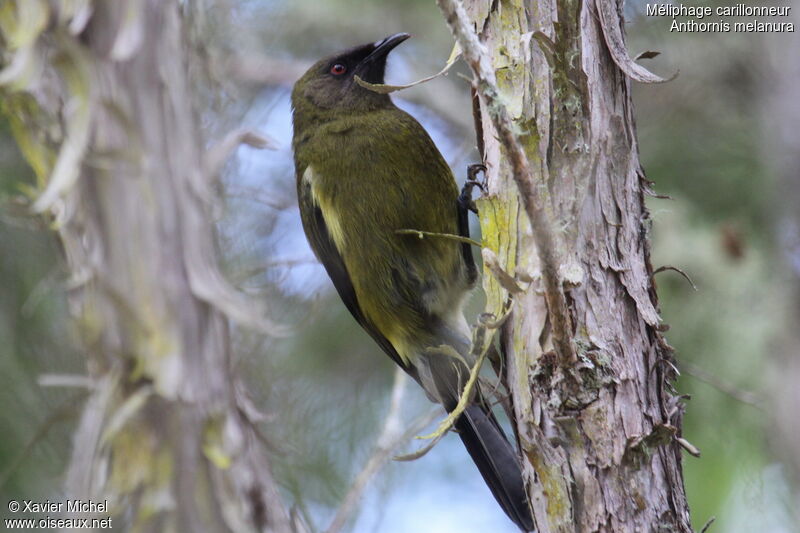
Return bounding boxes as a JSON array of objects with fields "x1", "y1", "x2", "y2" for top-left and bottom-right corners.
[
  {"x1": 460, "y1": 163, "x2": 487, "y2": 214},
  {"x1": 467, "y1": 163, "x2": 487, "y2": 188}
]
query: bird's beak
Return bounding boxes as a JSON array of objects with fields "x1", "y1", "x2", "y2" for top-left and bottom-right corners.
[
  {"x1": 355, "y1": 33, "x2": 411, "y2": 83},
  {"x1": 363, "y1": 33, "x2": 411, "y2": 64}
]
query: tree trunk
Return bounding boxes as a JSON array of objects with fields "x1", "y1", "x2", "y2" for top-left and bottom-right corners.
[
  {"x1": 438, "y1": 1, "x2": 693, "y2": 531},
  {"x1": 0, "y1": 2, "x2": 296, "y2": 532}
]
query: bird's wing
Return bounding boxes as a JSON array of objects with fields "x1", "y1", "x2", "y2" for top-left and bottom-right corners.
[{"x1": 297, "y1": 170, "x2": 414, "y2": 375}]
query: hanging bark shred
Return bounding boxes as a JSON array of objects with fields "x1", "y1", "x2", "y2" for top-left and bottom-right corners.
[{"x1": 437, "y1": 0, "x2": 693, "y2": 531}]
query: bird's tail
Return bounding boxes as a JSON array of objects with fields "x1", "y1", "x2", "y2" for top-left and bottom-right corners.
[
  {"x1": 453, "y1": 402, "x2": 535, "y2": 532},
  {"x1": 416, "y1": 325, "x2": 533, "y2": 530}
]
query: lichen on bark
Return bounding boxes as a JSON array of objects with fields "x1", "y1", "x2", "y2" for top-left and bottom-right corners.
[{"x1": 443, "y1": 0, "x2": 694, "y2": 530}]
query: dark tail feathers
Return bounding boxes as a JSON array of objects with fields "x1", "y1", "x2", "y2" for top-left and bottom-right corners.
[{"x1": 454, "y1": 404, "x2": 535, "y2": 532}]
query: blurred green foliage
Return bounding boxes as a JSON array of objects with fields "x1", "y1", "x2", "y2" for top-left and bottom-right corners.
[
  {"x1": 630, "y1": 5, "x2": 794, "y2": 530},
  {"x1": 0, "y1": 120, "x2": 83, "y2": 506}
]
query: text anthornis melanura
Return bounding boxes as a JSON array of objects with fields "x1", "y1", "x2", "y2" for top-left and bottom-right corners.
[{"x1": 291, "y1": 34, "x2": 534, "y2": 532}]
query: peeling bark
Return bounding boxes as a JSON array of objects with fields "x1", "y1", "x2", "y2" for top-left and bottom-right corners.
[
  {"x1": 442, "y1": 0, "x2": 693, "y2": 531},
  {"x1": 1, "y1": 2, "x2": 296, "y2": 532}
]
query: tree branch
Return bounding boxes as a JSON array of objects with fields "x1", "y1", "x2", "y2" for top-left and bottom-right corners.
[
  {"x1": 681, "y1": 362, "x2": 764, "y2": 409},
  {"x1": 325, "y1": 370, "x2": 438, "y2": 533},
  {"x1": 436, "y1": 0, "x2": 577, "y2": 366},
  {"x1": 395, "y1": 228, "x2": 482, "y2": 248}
]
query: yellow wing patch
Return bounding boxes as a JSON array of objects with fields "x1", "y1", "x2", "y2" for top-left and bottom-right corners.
[
  {"x1": 303, "y1": 167, "x2": 421, "y2": 366},
  {"x1": 304, "y1": 166, "x2": 348, "y2": 255}
]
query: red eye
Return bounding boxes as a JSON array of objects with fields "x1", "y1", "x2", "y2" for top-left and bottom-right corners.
[{"x1": 330, "y1": 63, "x2": 347, "y2": 75}]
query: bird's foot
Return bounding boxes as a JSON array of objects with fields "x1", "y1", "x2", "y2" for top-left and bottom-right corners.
[
  {"x1": 460, "y1": 163, "x2": 487, "y2": 214},
  {"x1": 467, "y1": 163, "x2": 487, "y2": 186}
]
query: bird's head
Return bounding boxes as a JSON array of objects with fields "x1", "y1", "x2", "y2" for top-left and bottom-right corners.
[{"x1": 292, "y1": 33, "x2": 410, "y2": 116}]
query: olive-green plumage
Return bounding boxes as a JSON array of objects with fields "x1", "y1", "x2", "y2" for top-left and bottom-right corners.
[
  {"x1": 294, "y1": 99, "x2": 469, "y2": 367},
  {"x1": 291, "y1": 34, "x2": 534, "y2": 532}
]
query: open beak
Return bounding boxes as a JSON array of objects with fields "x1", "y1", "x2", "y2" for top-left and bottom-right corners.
[
  {"x1": 356, "y1": 33, "x2": 411, "y2": 83},
  {"x1": 363, "y1": 33, "x2": 411, "y2": 64}
]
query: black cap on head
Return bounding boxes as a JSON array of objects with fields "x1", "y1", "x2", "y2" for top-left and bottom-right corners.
[
  {"x1": 292, "y1": 33, "x2": 411, "y2": 112},
  {"x1": 354, "y1": 33, "x2": 411, "y2": 84}
]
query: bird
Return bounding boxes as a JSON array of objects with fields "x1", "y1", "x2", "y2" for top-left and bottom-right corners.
[{"x1": 291, "y1": 33, "x2": 534, "y2": 532}]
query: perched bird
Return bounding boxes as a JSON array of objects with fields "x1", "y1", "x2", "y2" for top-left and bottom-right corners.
[{"x1": 291, "y1": 33, "x2": 534, "y2": 531}]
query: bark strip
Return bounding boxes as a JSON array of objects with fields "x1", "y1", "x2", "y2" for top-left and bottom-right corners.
[
  {"x1": 437, "y1": 0, "x2": 693, "y2": 531},
  {"x1": 437, "y1": 0, "x2": 577, "y2": 367}
]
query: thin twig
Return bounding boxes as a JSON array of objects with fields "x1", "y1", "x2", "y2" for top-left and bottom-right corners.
[
  {"x1": 37, "y1": 374, "x2": 94, "y2": 389},
  {"x1": 676, "y1": 437, "x2": 701, "y2": 458},
  {"x1": 325, "y1": 369, "x2": 414, "y2": 533},
  {"x1": 395, "y1": 228, "x2": 482, "y2": 248},
  {"x1": 392, "y1": 424, "x2": 447, "y2": 462},
  {"x1": 353, "y1": 46, "x2": 460, "y2": 94},
  {"x1": 681, "y1": 362, "x2": 764, "y2": 409},
  {"x1": 204, "y1": 128, "x2": 276, "y2": 181},
  {"x1": 700, "y1": 516, "x2": 716, "y2": 533},
  {"x1": 482, "y1": 248, "x2": 525, "y2": 294},
  {"x1": 394, "y1": 310, "x2": 508, "y2": 462},
  {"x1": 436, "y1": 0, "x2": 576, "y2": 365},
  {"x1": 653, "y1": 265, "x2": 697, "y2": 291},
  {"x1": 417, "y1": 329, "x2": 490, "y2": 441}
]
